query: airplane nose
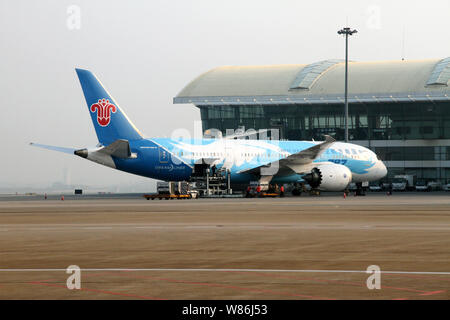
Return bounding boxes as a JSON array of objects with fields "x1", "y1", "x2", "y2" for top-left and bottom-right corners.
[{"x1": 378, "y1": 161, "x2": 387, "y2": 178}]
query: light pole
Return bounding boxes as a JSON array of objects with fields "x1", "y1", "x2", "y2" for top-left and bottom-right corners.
[{"x1": 337, "y1": 27, "x2": 357, "y2": 142}]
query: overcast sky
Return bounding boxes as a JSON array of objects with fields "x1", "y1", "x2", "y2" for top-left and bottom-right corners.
[{"x1": 1, "y1": 0, "x2": 449, "y2": 191}]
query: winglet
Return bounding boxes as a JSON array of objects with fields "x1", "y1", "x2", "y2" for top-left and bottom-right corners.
[{"x1": 324, "y1": 135, "x2": 336, "y2": 143}]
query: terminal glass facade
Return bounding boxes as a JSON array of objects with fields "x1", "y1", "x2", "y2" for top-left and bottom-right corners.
[
  {"x1": 199, "y1": 101, "x2": 450, "y2": 141},
  {"x1": 198, "y1": 100, "x2": 450, "y2": 183}
]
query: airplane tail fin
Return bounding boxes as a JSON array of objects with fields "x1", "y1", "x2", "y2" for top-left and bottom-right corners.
[{"x1": 75, "y1": 68, "x2": 143, "y2": 145}]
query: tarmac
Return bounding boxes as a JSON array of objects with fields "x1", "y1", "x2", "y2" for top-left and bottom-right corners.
[{"x1": 0, "y1": 192, "x2": 449, "y2": 300}]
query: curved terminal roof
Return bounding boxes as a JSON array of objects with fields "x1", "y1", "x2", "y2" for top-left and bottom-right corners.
[
  {"x1": 174, "y1": 58, "x2": 450, "y2": 105},
  {"x1": 289, "y1": 59, "x2": 344, "y2": 90}
]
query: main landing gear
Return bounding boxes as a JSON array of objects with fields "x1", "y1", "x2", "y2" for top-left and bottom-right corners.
[{"x1": 355, "y1": 182, "x2": 366, "y2": 196}]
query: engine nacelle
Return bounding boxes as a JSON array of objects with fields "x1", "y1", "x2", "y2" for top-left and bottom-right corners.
[{"x1": 303, "y1": 163, "x2": 352, "y2": 191}]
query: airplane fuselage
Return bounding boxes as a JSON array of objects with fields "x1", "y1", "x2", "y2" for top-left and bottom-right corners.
[{"x1": 88, "y1": 137, "x2": 387, "y2": 185}]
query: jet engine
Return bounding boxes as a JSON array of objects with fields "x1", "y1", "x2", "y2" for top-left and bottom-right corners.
[{"x1": 303, "y1": 163, "x2": 352, "y2": 191}]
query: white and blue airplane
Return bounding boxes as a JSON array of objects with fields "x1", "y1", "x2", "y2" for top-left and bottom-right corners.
[{"x1": 31, "y1": 69, "x2": 387, "y2": 191}]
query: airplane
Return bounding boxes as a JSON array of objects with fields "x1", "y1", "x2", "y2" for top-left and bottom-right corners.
[{"x1": 31, "y1": 69, "x2": 387, "y2": 192}]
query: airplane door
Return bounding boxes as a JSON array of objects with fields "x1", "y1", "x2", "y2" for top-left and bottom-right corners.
[
  {"x1": 159, "y1": 147, "x2": 170, "y2": 163},
  {"x1": 223, "y1": 139, "x2": 234, "y2": 169}
]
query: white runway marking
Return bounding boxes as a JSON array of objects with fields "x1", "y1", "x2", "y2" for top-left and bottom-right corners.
[
  {"x1": 1, "y1": 224, "x2": 449, "y2": 231},
  {"x1": 83, "y1": 227, "x2": 113, "y2": 230},
  {"x1": 0, "y1": 268, "x2": 449, "y2": 275}
]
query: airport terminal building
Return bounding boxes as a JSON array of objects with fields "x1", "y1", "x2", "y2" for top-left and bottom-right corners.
[{"x1": 174, "y1": 58, "x2": 450, "y2": 183}]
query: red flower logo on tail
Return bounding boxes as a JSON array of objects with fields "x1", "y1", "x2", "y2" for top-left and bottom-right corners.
[{"x1": 90, "y1": 98, "x2": 117, "y2": 127}]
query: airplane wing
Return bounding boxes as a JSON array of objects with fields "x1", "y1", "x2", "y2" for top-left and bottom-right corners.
[
  {"x1": 279, "y1": 135, "x2": 336, "y2": 166},
  {"x1": 238, "y1": 135, "x2": 336, "y2": 176}
]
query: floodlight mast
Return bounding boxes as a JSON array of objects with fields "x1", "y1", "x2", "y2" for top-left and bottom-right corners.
[{"x1": 337, "y1": 27, "x2": 357, "y2": 142}]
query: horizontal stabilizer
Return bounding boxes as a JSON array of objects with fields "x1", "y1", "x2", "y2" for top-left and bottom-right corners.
[
  {"x1": 98, "y1": 139, "x2": 131, "y2": 158},
  {"x1": 29, "y1": 142, "x2": 76, "y2": 155}
]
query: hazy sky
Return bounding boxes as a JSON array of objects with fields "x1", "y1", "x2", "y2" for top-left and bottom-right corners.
[{"x1": 1, "y1": 0, "x2": 449, "y2": 191}]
